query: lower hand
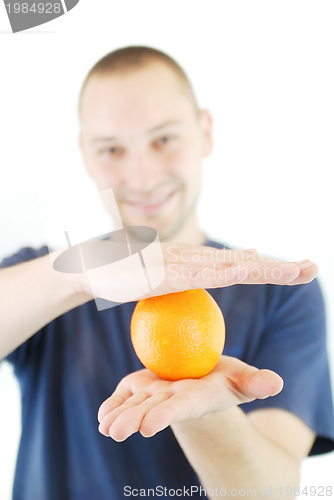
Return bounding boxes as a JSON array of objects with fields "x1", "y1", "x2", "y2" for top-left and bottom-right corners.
[{"x1": 97, "y1": 356, "x2": 283, "y2": 442}]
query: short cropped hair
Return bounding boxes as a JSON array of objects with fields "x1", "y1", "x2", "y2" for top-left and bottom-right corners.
[{"x1": 79, "y1": 45, "x2": 198, "y2": 114}]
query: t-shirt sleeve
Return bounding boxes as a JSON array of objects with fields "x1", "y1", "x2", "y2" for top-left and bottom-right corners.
[
  {"x1": 0, "y1": 245, "x2": 50, "y2": 365},
  {"x1": 239, "y1": 278, "x2": 334, "y2": 456}
]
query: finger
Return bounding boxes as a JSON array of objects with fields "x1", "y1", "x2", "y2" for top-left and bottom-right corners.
[
  {"x1": 165, "y1": 244, "x2": 318, "y2": 285},
  {"x1": 140, "y1": 391, "x2": 206, "y2": 437},
  {"x1": 221, "y1": 357, "x2": 283, "y2": 401},
  {"x1": 239, "y1": 261, "x2": 301, "y2": 285},
  {"x1": 224, "y1": 254, "x2": 318, "y2": 285},
  {"x1": 178, "y1": 260, "x2": 300, "y2": 287},
  {"x1": 239, "y1": 258, "x2": 318, "y2": 285},
  {"x1": 98, "y1": 392, "x2": 148, "y2": 436},
  {"x1": 286, "y1": 262, "x2": 319, "y2": 285},
  {"x1": 165, "y1": 256, "x2": 318, "y2": 290},
  {"x1": 165, "y1": 261, "x2": 250, "y2": 292},
  {"x1": 97, "y1": 386, "x2": 132, "y2": 423},
  {"x1": 246, "y1": 369, "x2": 284, "y2": 399},
  {"x1": 108, "y1": 392, "x2": 171, "y2": 442}
]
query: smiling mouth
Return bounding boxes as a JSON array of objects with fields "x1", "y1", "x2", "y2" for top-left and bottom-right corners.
[{"x1": 123, "y1": 191, "x2": 177, "y2": 213}]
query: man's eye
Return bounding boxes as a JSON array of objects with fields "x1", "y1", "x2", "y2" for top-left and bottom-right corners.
[
  {"x1": 102, "y1": 147, "x2": 123, "y2": 156},
  {"x1": 154, "y1": 136, "x2": 172, "y2": 148}
]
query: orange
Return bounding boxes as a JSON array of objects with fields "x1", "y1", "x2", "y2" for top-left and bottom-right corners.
[{"x1": 130, "y1": 289, "x2": 225, "y2": 381}]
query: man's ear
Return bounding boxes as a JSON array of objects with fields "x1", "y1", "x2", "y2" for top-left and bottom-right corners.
[{"x1": 199, "y1": 109, "x2": 213, "y2": 158}]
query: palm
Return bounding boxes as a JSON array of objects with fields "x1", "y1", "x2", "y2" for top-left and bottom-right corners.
[{"x1": 98, "y1": 356, "x2": 283, "y2": 442}]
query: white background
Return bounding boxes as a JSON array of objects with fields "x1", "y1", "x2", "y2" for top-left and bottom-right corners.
[{"x1": 0, "y1": 1, "x2": 334, "y2": 499}]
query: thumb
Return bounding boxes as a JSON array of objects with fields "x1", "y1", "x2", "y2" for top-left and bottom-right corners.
[{"x1": 242, "y1": 369, "x2": 284, "y2": 400}]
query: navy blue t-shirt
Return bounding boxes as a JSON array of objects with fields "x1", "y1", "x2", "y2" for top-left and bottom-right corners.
[{"x1": 1, "y1": 238, "x2": 334, "y2": 500}]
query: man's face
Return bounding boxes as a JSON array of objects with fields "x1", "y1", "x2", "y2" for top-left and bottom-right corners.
[{"x1": 79, "y1": 62, "x2": 212, "y2": 241}]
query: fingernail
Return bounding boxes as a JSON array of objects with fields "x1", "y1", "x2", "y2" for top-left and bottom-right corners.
[
  {"x1": 279, "y1": 263, "x2": 296, "y2": 269},
  {"x1": 140, "y1": 431, "x2": 156, "y2": 438},
  {"x1": 297, "y1": 260, "x2": 313, "y2": 270}
]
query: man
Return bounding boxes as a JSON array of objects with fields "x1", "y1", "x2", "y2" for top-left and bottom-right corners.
[{"x1": 0, "y1": 46, "x2": 333, "y2": 500}]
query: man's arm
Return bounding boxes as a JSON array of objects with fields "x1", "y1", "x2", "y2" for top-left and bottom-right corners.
[
  {"x1": 0, "y1": 241, "x2": 318, "y2": 360},
  {"x1": 97, "y1": 356, "x2": 317, "y2": 499},
  {"x1": 171, "y1": 406, "x2": 315, "y2": 499},
  {"x1": 0, "y1": 244, "x2": 317, "y2": 360},
  {"x1": 0, "y1": 253, "x2": 90, "y2": 360}
]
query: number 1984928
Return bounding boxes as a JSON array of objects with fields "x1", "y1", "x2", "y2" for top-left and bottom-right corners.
[{"x1": 6, "y1": 3, "x2": 61, "y2": 13}]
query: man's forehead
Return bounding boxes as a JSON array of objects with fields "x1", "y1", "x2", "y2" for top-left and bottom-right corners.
[
  {"x1": 80, "y1": 63, "x2": 195, "y2": 120},
  {"x1": 84, "y1": 70, "x2": 183, "y2": 103},
  {"x1": 79, "y1": 67, "x2": 196, "y2": 134}
]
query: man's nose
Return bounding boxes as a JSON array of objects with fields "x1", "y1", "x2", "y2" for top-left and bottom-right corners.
[{"x1": 123, "y1": 151, "x2": 162, "y2": 191}]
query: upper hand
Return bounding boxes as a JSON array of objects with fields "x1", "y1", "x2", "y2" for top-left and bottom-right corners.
[
  {"x1": 97, "y1": 356, "x2": 283, "y2": 442},
  {"x1": 75, "y1": 243, "x2": 318, "y2": 301}
]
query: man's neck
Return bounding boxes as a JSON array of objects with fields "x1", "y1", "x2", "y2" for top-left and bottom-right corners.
[{"x1": 161, "y1": 213, "x2": 207, "y2": 246}]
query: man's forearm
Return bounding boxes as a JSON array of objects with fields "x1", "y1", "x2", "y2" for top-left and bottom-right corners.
[
  {"x1": 0, "y1": 252, "x2": 91, "y2": 360},
  {"x1": 171, "y1": 406, "x2": 300, "y2": 499}
]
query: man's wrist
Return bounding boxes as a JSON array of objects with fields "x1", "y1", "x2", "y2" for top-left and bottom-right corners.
[
  {"x1": 70, "y1": 271, "x2": 93, "y2": 302},
  {"x1": 171, "y1": 405, "x2": 250, "y2": 437}
]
